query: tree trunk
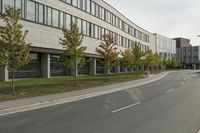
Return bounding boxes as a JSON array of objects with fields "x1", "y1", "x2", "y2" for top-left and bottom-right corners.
[
  {"x1": 75, "y1": 59, "x2": 78, "y2": 86},
  {"x1": 12, "y1": 71, "x2": 15, "y2": 94},
  {"x1": 147, "y1": 65, "x2": 150, "y2": 76}
]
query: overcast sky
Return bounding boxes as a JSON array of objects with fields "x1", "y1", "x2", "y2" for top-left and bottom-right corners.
[{"x1": 105, "y1": 0, "x2": 200, "y2": 45}]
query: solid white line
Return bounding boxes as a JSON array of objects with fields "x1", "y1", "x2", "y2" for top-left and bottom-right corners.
[
  {"x1": 112, "y1": 102, "x2": 141, "y2": 113},
  {"x1": 166, "y1": 89, "x2": 175, "y2": 93}
]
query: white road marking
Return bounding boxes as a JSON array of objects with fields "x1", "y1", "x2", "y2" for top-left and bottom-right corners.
[
  {"x1": 181, "y1": 82, "x2": 184, "y2": 85},
  {"x1": 166, "y1": 89, "x2": 175, "y2": 93},
  {"x1": 112, "y1": 102, "x2": 141, "y2": 113},
  {"x1": 197, "y1": 129, "x2": 200, "y2": 133}
]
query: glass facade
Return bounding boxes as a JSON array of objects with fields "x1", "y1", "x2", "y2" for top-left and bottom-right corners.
[
  {"x1": 60, "y1": 0, "x2": 149, "y2": 43},
  {"x1": 0, "y1": 0, "x2": 149, "y2": 50},
  {"x1": 3, "y1": 0, "x2": 14, "y2": 12},
  {"x1": 50, "y1": 54, "x2": 69, "y2": 76},
  {"x1": 27, "y1": 0, "x2": 36, "y2": 21},
  {"x1": 9, "y1": 53, "x2": 41, "y2": 79}
]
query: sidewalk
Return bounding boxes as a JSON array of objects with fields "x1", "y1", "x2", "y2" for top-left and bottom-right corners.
[{"x1": 0, "y1": 71, "x2": 172, "y2": 116}]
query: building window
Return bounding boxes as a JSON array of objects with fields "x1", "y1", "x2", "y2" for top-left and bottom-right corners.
[
  {"x1": 95, "y1": 25, "x2": 99, "y2": 39},
  {"x1": 47, "y1": 7, "x2": 52, "y2": 26},
  {"x1": 3, "y1": 0, "x2": 14, "y2": 12},
  {"x1": 95, "y1": 4, "x2": 99, "y2": 17},
  {"x1": 91, "y1": 23, "x2": 95, "y2": 38},
  {"x1": 60, "y1": 12, "x2": 64, "y2": 28},
  {"x1": 52, "y1": 9, "x2": 59, "y2": 27},
  {"x1": 86, "y1": 22, "x2": 91, "y2": 36},
  {"x1": 72, "y1": 16, "x2": 77, "y2": 24},
  {"x1": 101, "y1": 27, "x2": 105, "y2": 39},
  {"x1": 82, "y1": 20, "x2": 87, "y2": 34},
  {"x1": 77, "y1": 0, "x2": 81, "y2": 9},
  {"x1": 91, "y1": 2, "x2": 95, "y2": 15},
  {"x1": 101, "y1": 8, "x2": 105, "y2": 20},
  {"x1": 15, "y1": 0, "x2": 21, "y2": 10},
  {"x1": 27, "y1": 0, "x2": 36, "y2": 21},
  {"x1": 82, "y1": 0, "x2": 86, "y2": 11},
  {"x1": 66, "y1": 0, "x2": 71, "y2": 4},
  {"x1": 38, "y1": 4, "x2": 44, "y2": 24},
  {"x1": 77, "y1": 18, "x2": 82, "y2": 33},
  {"x1": 72, "y1": 0, "x2": 78, "y2": 7},
  {"x1": 66, "y1": 14, "x2": 71, "y2": 30},
  {"x1": 86, "y1": 0, "x2": 90, "y2": 13}
]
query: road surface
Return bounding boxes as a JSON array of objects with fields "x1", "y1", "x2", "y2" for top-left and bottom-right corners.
[{"x1": 0, "y1": 70, "x2": 200, "y2": 133}]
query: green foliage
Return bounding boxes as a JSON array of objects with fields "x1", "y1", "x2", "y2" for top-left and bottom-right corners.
[
  {"x1": 132, "y1": 41, "x2": 145, "y2": 68},
  {"x1": 0, "y1": 7, "x2": 31, "y2": 93},
  {"x1": 96, "y1": 34, "x2": 119, "y2": 72},
  {"x1": 159, "y1": 56, "x2": 167, "y2": 69},
  {"x1": 60, "y1": 23, "x2": 86, "y2": 69},
  {"x1": 153, "y1": 54, "x2": 161, "y2": 68},
  {"x1": 0, "y1": 7, "x2": 31, "y2": 71},
  {"x1": 171, "y1": 57, "x2": 181, "y2": 69},
  {"x1": 143, "y1": 49, "x2": 154, "y2": 68},
  {"x1": 167, "y1": 58, "x2": 171, "y2": 66},
  {"x1": 120, "y1": 49, "x2": 135, "y2": 69}
]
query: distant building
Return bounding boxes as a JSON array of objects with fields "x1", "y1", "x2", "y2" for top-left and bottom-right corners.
[
  {"x1": 174, "y1": 38, "x2": 191, "y2": 48},
  {"x1": 178, "y1": 46, "x2": 200, "y2": 69},
  {"x1": 175, "y1": 37, "x2": 200, "y2": 69},
  {"x1": 154, "y1": 34, "x2": 176, "y2": 59}
]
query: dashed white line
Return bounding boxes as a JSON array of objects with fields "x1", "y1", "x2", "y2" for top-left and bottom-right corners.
[
  {"x1": 112, "y1": 102, "x2": 141, "y2": 113},
  {"x1": 166, "y1": 89, "x2": 175, "y2": 93},
  {"x1": 181, "y1": 82, "x2": 185, "y2": 85}
]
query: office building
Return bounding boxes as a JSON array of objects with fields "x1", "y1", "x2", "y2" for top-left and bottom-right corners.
[
  {"x1": 1, "y1": 0, "x2": 157, "y2": 80},
  {"x1": 176, "y1": 46, "x2": 200, "y2": 69},
  {"x1": 154, "y1": 34, "x2": 176, "y2": 59}
]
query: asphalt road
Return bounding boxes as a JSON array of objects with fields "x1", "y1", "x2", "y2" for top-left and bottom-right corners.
[{"x1": 1, "y1": 70, "x2": 200, "y2": 133}]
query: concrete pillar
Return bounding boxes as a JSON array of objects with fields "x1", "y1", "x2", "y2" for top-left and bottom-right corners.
[
  {"x1": 122, "y1": 67, "x2": 127, "y2": 73},
  {"x1": 151, "y1": 66, "x2": 154, "y2": 71},
  {"x1": 41, "y1": 53, "x2": 50, "y2": 78},
  {"x1": 90, "y1": 58, "x2": 96, "y2": 75},
  {"x1": 136, "y1": 66, "x2": 139, "y2": 71},
  {"x1": 114, "y1": 63, "x2": 120, "y2": 73},
  {"x1": 0, "y1": 67, "x2": 9, "y2": 81},
  {"x1": 140, "y1": 65, "x2": 144, "y2": 71}
]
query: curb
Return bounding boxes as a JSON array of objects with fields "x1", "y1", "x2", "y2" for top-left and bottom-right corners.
[{"x1": 0, "y1": 71, "x2": 172, "y2": 116}]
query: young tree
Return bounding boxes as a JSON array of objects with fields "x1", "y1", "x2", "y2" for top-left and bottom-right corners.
[
  {"x1": 143, "y1": 49, "x2": 154, "y2": 71},
  {"x1": 60, "y1": 23, "x2": 86, "y2": 86},
  {"x1": 167, "y1": 58, "x2": 172, "y2": 68},
  {"x1": 161, "y1": 56, "x2": 167, "y2": 70},
  {"x1": 153, "y1": 54, "x2": 161, "y2": 70},
  {"x1": 171, "y1": 57, "x2": 181, "y2": 69},
  {"x1": 0, "y1": 7, "x2": 31, "y2": 94},
  {"x1": 96, "y1": 34, "x2": 119, "y2": 74},
  {"x1": 132, "y1": 41, "x2": 144, "y2": 71},
  {"x1": 120, "y1": 49, "x2": 135, "y2": 71}
]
